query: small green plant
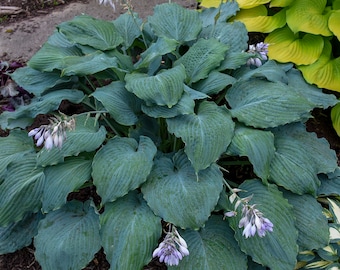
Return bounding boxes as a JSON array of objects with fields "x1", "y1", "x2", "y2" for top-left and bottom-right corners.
[{"x1": 0, "y1": 1, "x2": 339, "y2": 269}]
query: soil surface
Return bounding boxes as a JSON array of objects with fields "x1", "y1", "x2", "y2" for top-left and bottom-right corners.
[{"x1": 0, "y1": 1, "x2": 340, "y2": 270}]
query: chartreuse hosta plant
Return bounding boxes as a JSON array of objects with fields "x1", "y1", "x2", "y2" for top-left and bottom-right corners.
[{"x1": 0, "y1": 1, "x2": 339, "y2": 269}]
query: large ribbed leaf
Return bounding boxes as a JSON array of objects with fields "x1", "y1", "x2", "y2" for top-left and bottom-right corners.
[
  {"x1": 199, "y1": 1, "x2": 240, "y2": 27},
  {"x1": 286, "y1": 0, "x2": 332, "y2": 36},
  {"x1": 148, "y1": 3, "x2": 201, "y2": 43},
  {"x1": 318, "y1": 168, "x2": 340, "y2": 196},
  {"x1": 283, "y1": 191, "x2": 329, "y2": 250},
  {"x1": 113, "y1": 12, "x2": 142, "y2": 49},
  {"x1": 60, "y1": 51, "x2": 122, "y2": 76},
  {"x1": 228, "y1": 180, "x2": 298, "y2": 270},
  {"x1": 192, "y1": 71, "x2": 236, "y2": 95},
  {"x1": 298, "y1": 39, "x2": 340, "y2": 92},
  {"x1": 0, "y1": 212, "x2": 43, "y2": 255},
  {"x1": 37, "y1": 115, "x2": 107, "y2": 166},
  {"x1": 232, "y1": 6, "x2": 286, "y2": 33},
  {"x1": 175, "y1": 38, "x2": 229, "y2": 83},
  {"x1": 135, "y1": 37, "x2": 178, "y2": 69},
  {"x1": 35, "y1": 200, "x2": 101, "y2": 270},
  {"x1": 0, "y1": 130, "x2": 34, "y2": 177},
  {"x1": 286, "y1": 68, "x2": 338, "y2": 108},
  {"x1": 329, "y1": 10, "x2": 340, "y2": 39},
  {"x1": 100, "y1": 191, "x2": 161, "y2": 269},
  {"x1": 92, "y1": 136, "x2": 157, "y2": 205},
  {"x1": 200, "y1": 22, "x2": 248, "y2": 53},
  {"x1": 141, "y1": 151, "x2": 224, "y2": 229},
  {"x1": 265, "y1": 26, "x2": 324, "y2": 65},
  {"x1": 10, "y1": 67, "x2": 75, "y2": 96},
  {"x1": 270, "y1": 123, "x2": 338, "y2": 195},
  {"x1": 0, "y1": 89, "x2": 84, "y2": 129},
  {"x1": 169, "y1": 215, "x2": 247, "y2": 270},
  {"x1": 227, "y1": 124, "x2": 275, "y2": 182},
  {"x1": 42, "y1": 157, "x2": 92, "y2": 213},
  {"x1": 226, "y1": 79, "x2": 314, "y2": 128},
  {"x1": 167, "y1": 101, "x2": 234, "y2": 173},
  {"x1": 125, "y1": 65, "x2": 186, "y2": 107},
  {"x1": 0, "y1": 154, "x2": 44, "y2": 226},
  {"x1": 57, "y1": 15, "x2": 123, "y2": 50},
  {"x1": 141, "y1": 92, "x2": 195, "y2": 118},
  {"x1": 233, "y1": 60, "x2": 288, "y2": 83},
  {"x1": 28, "y1": 43, "x2": 83, "y2": 72},
  {"x1": 92, "y1": 81, "x2": 141, "y2": 126}
]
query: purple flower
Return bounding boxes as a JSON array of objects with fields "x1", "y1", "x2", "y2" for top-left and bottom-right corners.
[
  {"x1": 153, "y1": 226, "x2": 189, "y2": 266},
  {"x1": 246, "y1": 42, "x2": 269, "y2": 67},
  {"x1": 238, "y1": 204, "x2": 273, "y2": 238},
  {"x1": 28, "y1": 114, "x2": 75, "y2": 150}
]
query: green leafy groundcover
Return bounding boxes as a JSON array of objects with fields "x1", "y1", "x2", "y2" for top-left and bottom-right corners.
[{"x1": 0, "y1": 2, "x2": 339, "y2": 269}]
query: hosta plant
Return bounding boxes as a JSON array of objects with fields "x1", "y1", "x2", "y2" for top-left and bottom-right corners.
[{"x1": 0, "y1": 1, "x2": 339, "y2": 269}]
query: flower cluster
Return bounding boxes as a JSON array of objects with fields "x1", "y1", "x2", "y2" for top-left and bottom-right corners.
[
  {"x1": 152, "y1": 225, "x2": 189, "y2": 266},
  {"x1": 238, "y1": 203, "x2": 274, "y2": 238},
  {"x1": 98, "y1": 0, "x2": 117, "y2": 10},
  {"x1": 224, "y1": 189, "x2": 273, "y2": 238},
  {"x1": 28, "y1": 114, "x2": 75, "y2": 150},
  {"x1": 246, "y1": 42, "x2": 269, "y2": 67}
]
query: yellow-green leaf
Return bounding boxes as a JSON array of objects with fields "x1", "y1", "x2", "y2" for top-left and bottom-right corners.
[
  {"x1": 236, "y1": 0, "x2": 270, "y2": 9},
  {"x1": 232, "y1": 6, "x2": 286, "y2": 33},
  {"x1": 331, "y1": 103, "x2": 340, "y2": 136},
  {"x1": 200, "y1": 0, "x2": 270, "y2": 9},
  {"x1": 329, "y1": 10, "x2": 340, "y2": 39},
  {"x1": 286, "y1": 0, "x2": 332, "y2": 36},
  {"x1": 269, "y1": 0, "x2": 294, "y2": 7},
  {"x1": 298, "y1": 39, "x2": 340, "y2": 91},
  {"x1": 265, "y1": 26, "x2": 324, "y2": 65}
]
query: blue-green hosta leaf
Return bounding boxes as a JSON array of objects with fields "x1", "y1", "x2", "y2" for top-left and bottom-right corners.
[
  {"x1": 0, "y1": 130, "x2": 35, "y2": 177},
  {"x1": 0, "y1": 213, "x2": 34, "y2": 255},
  {"x1": 233, "y1": 60, "x2": 288, "y2": 83},
  {"x1": 270, "y1": 123, "x2": 338, "y2": 195},
  {"x1": 92, "y1": 81, "x2": 141, "y2": 126},
  {"x1": 125, "y1": 65, "x2": 186, "y2": 107},
  {"x1": 286, "y1": 68, "x2": 338, "y2": 109},
  {"x1": 57, "y1": 15, "x2": 123, "y2": 50},
  {"x1": 61, "y1": 51, "x2": 123, "y2": 76},
  {"x1": 10, "y1": 66, "x2": 76, "y2": 96},
  {"x1": 46, "y1": 30, "x2": 74, "y2": 47},
  {"x1": 167, "y1": 101, "x2": 234, "y2": 172},
  {"x1": 28, "y1": 43, "x2": 83, "y2": 72},
  {"x1": 113, "y1": 12, "x2": 142, "y2": 49},
  {"x1": 142, "y1": 150, "x2": 224, "y2": 229},
  {"x1": 228, "y1": 180, "x2": 298, "y2": 270},
  {"x1": 227, "y1": 124, "x2": 275, "y2": 182},
  {"x1": 42, "y1": 157, "x2": 92, "y2": 213},
  {"x1": 219, "y1": 51, "x2": 252, "y2": 70},
  {"x1": 192, "y1": 71, "x2": 236, "y2": 95},
  {"x1": 283, "y1": 191, "x2": 329, "y2": 250},
  {"x1": 0, "y1": 154, "x2": 44, "y2": 226},
  {"x1": 318, "y1": 168, "x2": 340, "y2": 196},
  {"x1": 226, "y1": 79, "x2": 314, "y2": 128},
  {"x1": 92, "y1": 136, "x2": 157, "y2": 205},
  {"x1": 0, "y1": 212, "x2": 43, "y2": 255},
  {"x1": 135, "y1": 37, "x2": 178, "y2": 69},
  {"x1": 35, "y1": 200, "x2": 101, "y2": 270},
  {"x1": 100, "y1": 191, "x2": 161, "y2": 269},
  {"x1": 142, "y1": 92, "x2": 195, "y2": 118},
  {"x1": 170, "y1": 215, "x2": 247, "y2": 270},
  {"x1": 200, "y1": 22, "x2": 248, "y2": 53},
  {"x1": 148, "y1": 3, "x2": 202, "y2": 43},
  {"x1": 175, "y1": 38, "x2": 229, "y2": 84},
  {"x1": 0, "y1": 89, "x2": 84, "y2": 129},
  {"x1": 37, "y1": 115, "x2": 107, "y2": 166}
]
